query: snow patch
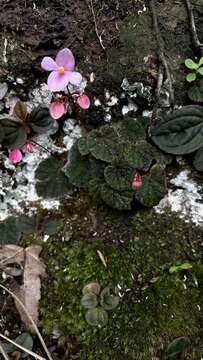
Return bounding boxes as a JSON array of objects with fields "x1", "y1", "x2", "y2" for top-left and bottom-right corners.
[{"x1": 155, "y1": 170, "x2": 203, "y2": 226}]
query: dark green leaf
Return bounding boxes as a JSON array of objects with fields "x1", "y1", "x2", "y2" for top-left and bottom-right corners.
[
  {"x1": 101, "y1": 184, "x2": 133, "y2": 210},
  {"x1": 0, "y1": 217, "x2": 21, "y2": 245},
  {"x1": 188, "y1": 79, "x2": 203, "y2": 103},
  {"x1": 117, "y1": 116, "x2": 149, "y2": 141},
  {"x1": 81, "y1": 292, "x2": 98, "y2": 309},
  {"x1": 1, "y1": 119, "x2": 27, "y2": 149},
  {"x1": 193, "y1": 146, "x2": 203, "y2": 171},
  {"x1": 85, "y1": 307, "x2": 108, "y2": 327},
  {"x1": 88, "y1": 126, "x2": 121, "y2": 163},
  {"x1": 35, "y1": 157, "x2": 73, "y2": 198},
  {"x1": 2, "y1": 332, "x2": 33, "y2": 358},
  {"x1": 100, "y1": 288, "x2": 119, "y2": 310},
  {"x1": 123, "y1": 141, "x2": 154, "y2": 170},
  {"x1": 42, "y1": 218, "x2": 63, "y2": 235},
  {"x1": 78, "y1": 137, "x2": 90, "y2": 156},
  {"x1": 104, "y1": 165, "x2": 134, "y2": 191},
  {"x1": 151, "y1": 105, "x2": 203, "y2": 154},
  {"x1": 16, "y1": 215, "x2": 36, "y2": 234},
  {"x1": 134, "y1": 165, "x2": 166, "y2": 207},
  {"x1": 29, "y1": 107, "x2": 54, "y2": 134},
  {"x1": 165, "y1": 337, "x2": 190, "y2": 358}
]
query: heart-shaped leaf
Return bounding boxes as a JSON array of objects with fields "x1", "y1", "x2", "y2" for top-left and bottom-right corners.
[
  {"x1": 151, "y1": 105, "x2": 203, "y2": 154},
  {"x1": 0, "y1": 217, "x2": 21, "y2": 245},
  {"x1": 101, "y1": 183, "x2": 133, "y2": 210},
  {"x1": 85, "y1": 307, "x2": 108, "y2": 327},
  {"x1": 83, "y1": 283, "x2": 101, "y2": 295},
  {"x1": 188, "y1": 79, "x2": 203, "y2": 102},
  {"x1": 186, "y1": 72, "x2": 197, "y2": 82},
  {"x1": 100, "y1": 288, "x2": 119, "y2": 310},
  {"x1": 35, "y1": 157, "x2": 73, "y2": 198},
  {"x1": 134, "y1": 165, "x2": 166, "y2": 207},
  {"x1": 81, "y1": 292, "x2": 98, "y2": 309},
  {"x1": 2, "y1": 332, "x2": 33, "y2": 358},
  {"x1": 104, "y1": 165, "x2": 134, "y2": 191},
  {"x1": 78, "y1": 137, "x2": 90, "y2": 156},
  {"x1": 29, "y1": 107, "x2": 54, "y2": 134},
  {"x1": 123, "y1": 141, "x2": 154, "y2": 170},
  {"x1": 1, "y1": 119, "x2": 27, "y2": 149}
]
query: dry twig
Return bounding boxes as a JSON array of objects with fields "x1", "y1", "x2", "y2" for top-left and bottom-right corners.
[
  {"x1": 0, "y1": 334, "x2": 45, "y2": 360},
  {"x1": 149, "y1": 0, "x2": 174, "y2": 120},
  {"x1": 0, "y1": 284, "x2": 53, "y2": 360},
  {"x1": 85, "y1": 0, "x2": 106, "y2": 51},
  {"x1": 185, "y1": 0, "x2": 203, "y2": 55}
]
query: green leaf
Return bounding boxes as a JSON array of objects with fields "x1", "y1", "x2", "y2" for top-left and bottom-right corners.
[
  {"x1": 151, "y1": 105, "x2": 203, "y2": 154},
  {"x1": 104, "y1": 165, "x2": 134, "y2": 191},
  {"x1": 81, "y1": 292, "x2": 98, "y2": 309},
  {"x1": 41, "y1": 218, "x2": 63, "y2": 235},
  {"x1": 186, "y1": 72, "x2": 197, "y2": 82},
  {"x1": 85, "y1": 307, "x2": 108, "y2": 327},
  {"x1": 83, "y1": 283, "x2": 101, "y2": 296},
  {"x1": 101, "y1": 184, "x2": 133, "y2": 210},
  {"x1": 2, "y1": 332, "x2": 33, "y2": 358},
  {"x1": 193, "y1": 146, "x2": 203, "y2": 171},
  {"x1": 35, "y1": 157, "x2": 73, "y2": 198},
  {"x1": 1, "y1": 119, "x2": 27, "y2": 149},
  {"x1": 134, "y1": 165, "x2": 166, "y2": 207},
  {"x1": 169, "y1": 262, "x2": 193, "y2": 274},
  {"x1": 100, "y1": 288, "x2": 119, "y2": 310},
  {"x1": 87, "y1": 125, "x2": 121, "y2": 163},
  {"x1": 188, "y1": 79, "x2": 203, "y2": 102},
  {"x1": 0, "y1": 123, "x2": 5, "y2": 143},
  {"x1": 198, "y1": 57, "x2": 203, "y2": 67},
  {"x1": 0, "y1": 217, "x2": 21, "y2": 245},
  {"x1": 185, "y1": 58, "x2": 199, "y2": 70},
  {"x1": 123, "y1": 141, "x2": 154, "y2": 171},
  {"x1": 64, "y1": 141, "x2": 92, "y2": 188},
  {"x1": 78, "y1": 137, "x2": 90, "y2": 156},
  {"x1": 165, "y1": 337, "x2": 190, "y2": 358},
  {"x1": 29, "y1": 107, "x2": 54, "y2": 134},
  {"x1": 117, "y1": 116, "x2": 150, "y2": 141},
  {"x1": 197, "y1": 66, "x2": 203, "y2": 76}
]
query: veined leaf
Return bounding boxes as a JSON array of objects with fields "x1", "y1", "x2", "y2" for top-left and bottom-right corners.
[
  {"x1": 185, "y1": 58, "x2": 199, "y2": 70},
  {"x1": 186, "y1": 72, "x2": 196, "y2": 82}
]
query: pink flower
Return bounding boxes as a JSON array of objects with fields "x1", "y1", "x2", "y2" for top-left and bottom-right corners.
[
  {"x1": 41, "y1": 48, "x2": 82, "y2": 92},
  {"x1": 9, "y1": 149, "x2": 23, "y2": 164},
  {"x1": 24, "y1": 143, "x2": 33, "y2": 153},
  {"x1": 132, "y1": 173, "x2": 142, "y2": 189},
  {"x1": 77, "y1": 94, "x2": 90, "y2": 109},
  {"x1": 49, "y1": 101, "x2": 67, "y2": 119}
]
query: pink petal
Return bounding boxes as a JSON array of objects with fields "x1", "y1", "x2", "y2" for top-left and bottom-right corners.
[
  {"x1": 9, "y1": 149, "x2": 23, "y2": 164},
  {"x1": 55, "y1": 48, "x2": 75, "y2": 71},
  {"x1": 49, "y1": 101, "x2": 67, "y2": 119},
  {"x1": 68, "y1": 71, "x2": 82, "y2": 86},
  {"x1": 77, "y1": 94, "x2": 90, "y2": 109},
  {"x1": 132, "y1": 173, "x2": 142, "y2": 189},
  {"x1": 24, "y1": 143, "x2": 33, "y2": 153},
  {"x1": 47, "y1": 71, "x2": 71, "y2": 92},
  {"x1": 41, "y1": 57, "x2": 57, "y2": 71}
]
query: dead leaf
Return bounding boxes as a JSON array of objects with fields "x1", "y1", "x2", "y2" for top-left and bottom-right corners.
[
  {"x1": 0, "y1": 245, "x2": 46, "y2": 334},
  {"x1": 97, "y1": 250, "x2": 107, "y2": 268},
  {"x1": 13, "y1": 100, "x2": 28, "y2": 122}
]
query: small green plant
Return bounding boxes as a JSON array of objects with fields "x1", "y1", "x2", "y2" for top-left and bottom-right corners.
[
  {"x1": 185, "y1": 57, "x2": 203, "y2": 82},
  {"x1": 81, "y1": 283, "x2": 119, "y2": 327},
  {"x1": 169, "y1": 262, "x2": 193, "y2": 274}
]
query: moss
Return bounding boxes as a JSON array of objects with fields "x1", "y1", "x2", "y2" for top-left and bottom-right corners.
[{"x1": 40, "y1": 208, "x2": 203, "y2": 359}]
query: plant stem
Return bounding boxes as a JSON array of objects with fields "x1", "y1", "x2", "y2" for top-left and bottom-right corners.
[
  {"x1": 0, "y1": 334, "x2": 45, "y2": 360},
  {"x1": 31, "y1": 140, "x2": 53, "y2": 155},
  {"x1": 0, "y1": 284, "x2": 53, "y2": 360}
]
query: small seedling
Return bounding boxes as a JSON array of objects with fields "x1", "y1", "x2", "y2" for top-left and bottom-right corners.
[
  {"x1": 185, "y1": 57, "x2": 203, "y2": 82},
  {"x1": 81, "y1": 283, "x2": 119, "y2": 327}
]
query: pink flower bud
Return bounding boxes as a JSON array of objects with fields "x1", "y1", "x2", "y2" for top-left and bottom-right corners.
[
  {"x1": 9, "y1": 149, "x2": 23, "y2": 164},
  {"x1": 24, "y1": 143, "x2": 33, "y2": 153},
  {"x1": 132, "y1": 173, "x2": 142, "y2": 189},
  {"x1": 77, "y1": 94, "x2": 90, "y2": 109},
  {"x1": 49, "y1": 101, "x2": 67, "y2": 119}
]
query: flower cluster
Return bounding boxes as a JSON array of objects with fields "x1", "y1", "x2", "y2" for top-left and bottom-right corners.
[
  {"x1": 9, "y1": 144, "x2": 33, "y2": 164},
  {"x1": 41, "y1": 48, "x2": 90, "y2": 119}
]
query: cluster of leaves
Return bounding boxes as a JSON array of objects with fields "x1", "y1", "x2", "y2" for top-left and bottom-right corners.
[
  {"x1": 185, "y1": 57, "x2": 203, "y2": 103},
  {"x1": 0, "y1": 100, "x2": 54, "y2": 149},
  {"x1": 81, "y1": 282, "x2": 119, "y2": 327},
  {"x1": 151, "y1": 105, "x2": 203, "y2": 171},
  {"x1": 0, "y1": 215, "x2": 63, "y2": 245},
  {"x1": 60, "y1": 117, "x2": 170, "y2": 210}
]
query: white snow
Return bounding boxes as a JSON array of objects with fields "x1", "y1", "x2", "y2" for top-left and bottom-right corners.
[{"x1": 155, "y1": 170, "x2": 203, "y2": 226}]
